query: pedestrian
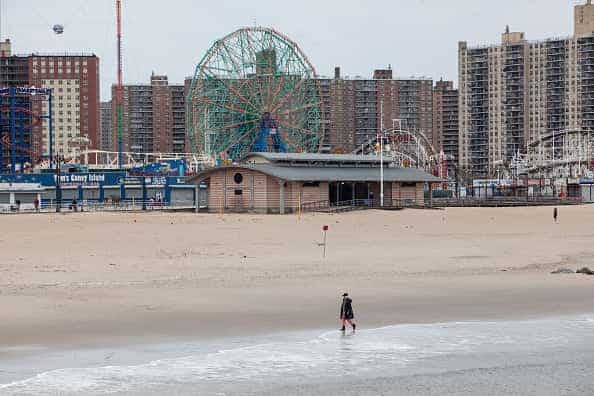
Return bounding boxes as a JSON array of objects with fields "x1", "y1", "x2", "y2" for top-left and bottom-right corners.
[
  {"x1": 339, "y1": 292, "x2": 356, "y2": 332},
  {"x1": 33, "y1": 198, "x2": 40, "y2": 212},
  {"x1": 553, "y1": 207, "x2": 558, "y2": 223}
]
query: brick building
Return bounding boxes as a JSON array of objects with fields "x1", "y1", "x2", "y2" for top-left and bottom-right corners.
[
  {"x1": 100, "y1": 101, "x2": 112, "y2": 151},
  {"x1": 112, "y1": 73, "x2": 185, "y2": 154},
  {"x1": 432, "y1": 79, "x2": 459, "y2": 160},
  {"x1": 317, "y1": 68, "x2": 434, "y2": 153},
  {"x1": 0, "y1": 39, "x2": 100, "y2": 166}
]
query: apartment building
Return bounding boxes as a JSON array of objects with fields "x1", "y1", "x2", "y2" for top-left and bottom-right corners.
[
  {"x1": 0, "y1": 39, "x2": 100, "y2": 165},
  {"x1": 318, "y1": 67, "x2": 434, "y2": 153},
  {"x1": 432, "y1": 80, "x2": 459, "y2": 160},
  {"x1": 100, "y1": 101, "x2": 112, "y2": 151},
  {"x1": 30, "y1": 53, "x2": 100, "y2": 159},
  {"x1": 111, "y1": 73, "x2": 185, "y2": 154},
  {"x1": 459, "y1": 0, "x2": 594, "y2": 177}
]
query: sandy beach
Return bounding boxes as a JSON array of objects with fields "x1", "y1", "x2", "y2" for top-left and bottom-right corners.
[{"x1": 1, "y1": 205, "x2": 593, "y2": 350}]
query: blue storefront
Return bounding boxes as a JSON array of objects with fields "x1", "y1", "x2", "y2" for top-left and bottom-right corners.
[{"x1": 0, "y1": 172, "x2": 196, "y2": 206}]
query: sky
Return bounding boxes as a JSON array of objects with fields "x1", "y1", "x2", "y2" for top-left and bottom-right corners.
[{"x1": 2, "y1": 0, "x2": 581, "y2": 100}]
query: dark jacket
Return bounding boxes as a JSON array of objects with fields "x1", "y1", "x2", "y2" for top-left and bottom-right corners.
[{"x1": 340, "y1": 297, "x2": 354, "y2": 320}]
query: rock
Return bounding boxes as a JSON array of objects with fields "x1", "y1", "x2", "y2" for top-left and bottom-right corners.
[
  {"x1": 551, "y1": 268, "x2": 574, "y2": 274},
  {"x1": 576, "y1": 267, "x2": 594, "y2": 275}
]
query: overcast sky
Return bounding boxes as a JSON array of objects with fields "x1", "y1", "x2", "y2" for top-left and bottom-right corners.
[{"x1": 2, "y1": 0, "x2": 580, "y2": 100}]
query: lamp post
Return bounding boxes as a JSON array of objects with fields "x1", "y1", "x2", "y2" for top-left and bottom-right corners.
[
  {"x1": 379, "y1": 103, "x2": 384, "y2": 207},
  {"x1": 380, "y1": 128, "x2": 384, "y2": 207},
  {"x1": 55, "y1": 153, "x2": 62, "y2": 213}
]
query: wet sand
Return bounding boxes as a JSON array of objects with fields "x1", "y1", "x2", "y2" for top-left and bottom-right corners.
[{"x1": 1, "y1": 206, "x2": 593, "y2": 350}]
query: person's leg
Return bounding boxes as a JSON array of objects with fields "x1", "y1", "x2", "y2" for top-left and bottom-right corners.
[
  {"x1": 346, "y1": 319, "x2": 356, "y2": 330},
  {"x1": 340, "y1": 319, "x2": 346, "y2": 331}
]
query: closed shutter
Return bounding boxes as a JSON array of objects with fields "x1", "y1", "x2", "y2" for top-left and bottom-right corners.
[{"x1": 170, "y1": 188, "x2": 194, "y2": 206}]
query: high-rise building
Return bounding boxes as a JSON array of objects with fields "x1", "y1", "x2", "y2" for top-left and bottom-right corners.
[
  {"x1": 112, "y1": 73, "x2": 186, "y2": 154},
  {"x1": 100, "y1": 101, "x2": 112, "y2": 151},
  {"x1": 432, "y1": 80, "x2": 459, "y2": 160},
  {"x1": 0, "y1": 39, "x2": 100, "y2": 165},
  {"x1": 458, "y1": 1, "x2": 594, "y2": 177},
  {"x1": 185, "y1": 67, "x2": 436, "y2": 156},
  {"x1": 30, "y1": 54, "x2": 100, "y2": 159},
  {"x1": 318, "y1": 68, "x2": 434, "y2": 153}
]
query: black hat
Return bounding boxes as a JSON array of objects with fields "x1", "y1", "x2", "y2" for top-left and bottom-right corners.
[{"x1": 342, "y1": 293, "x2": 349, "y2": 297}]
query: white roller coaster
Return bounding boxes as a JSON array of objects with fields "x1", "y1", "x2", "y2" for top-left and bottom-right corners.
[
  {"x1": 510, "y1": 129, "x2": 594, "y2": 179},
  {"x1": 352, "y1": 119, "x2": 446, "y2": 178},
  {"x1": 35, "y1": 149, "x2": 215, "y2": 172}
]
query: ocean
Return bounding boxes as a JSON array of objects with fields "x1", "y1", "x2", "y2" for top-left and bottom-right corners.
[{"x1": 1, "y1": 314, "x2": 593, "y2": 395}]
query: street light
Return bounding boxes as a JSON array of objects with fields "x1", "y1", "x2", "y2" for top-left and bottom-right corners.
[{"x1": 55, "y1": 153, "x2": 62, "y2": 213}]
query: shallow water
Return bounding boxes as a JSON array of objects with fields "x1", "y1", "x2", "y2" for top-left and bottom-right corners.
[{"x1": 1, "y1": 314, "x2": 593, "y2": 395}]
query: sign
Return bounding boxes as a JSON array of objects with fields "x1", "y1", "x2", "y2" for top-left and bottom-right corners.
[{"x1": 0, "y1": 172, "x2": 191, "y2": 188}]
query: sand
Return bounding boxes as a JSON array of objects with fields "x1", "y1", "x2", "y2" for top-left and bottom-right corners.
[{"x1": 1, "y1": 206, "x2": 593, "y2": 349}]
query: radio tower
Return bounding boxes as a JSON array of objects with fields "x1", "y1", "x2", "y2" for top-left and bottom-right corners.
[{"x1": 115, "y1": 0, "x2": 123, "y2": 167}]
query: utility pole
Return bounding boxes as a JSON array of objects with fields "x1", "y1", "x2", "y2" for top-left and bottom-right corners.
[
  {"x1": 379, "y1": 101, "x2": 384, "y2": 207},
  {"x1": 116, "y1": 0, "x2": 123, "y2": 167},
  {"x1": 55, "y1": 153, "x2": 62, "y2": 213}
]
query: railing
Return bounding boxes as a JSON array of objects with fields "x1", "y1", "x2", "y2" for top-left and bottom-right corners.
[
  {"x1": 300, "y1": 198, "x2": 424, "y2": 213},
  {"x1": 300, "y1": 200, "x2": 330, "y2": 212},
  {"x1": 431, "y1": 196, "x2": 583, "y2": 207},
  {"x1": 0, "y1": 200, "x2": 197, "y2": 214}
]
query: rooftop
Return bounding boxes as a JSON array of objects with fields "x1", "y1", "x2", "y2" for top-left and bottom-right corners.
[
  {"x1": 192, "y1": 161, "x2": 442, "y2": 184},
  {"x1": 245, "y1": 152, "x2": 389, "y2": 166}
]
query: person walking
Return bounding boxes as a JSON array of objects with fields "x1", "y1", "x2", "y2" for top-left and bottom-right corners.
[
  {"x1": 553, "y1": 207, "x2": 558, "y2": 223},
  {"x1": 340, "y1": 292, "x2": 356, "y2": 332}
]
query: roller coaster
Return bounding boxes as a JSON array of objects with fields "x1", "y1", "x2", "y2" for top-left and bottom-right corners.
[
  {"x1": 352, "y1": 120, "x2": 447, "y2": 179},
  {"x1": 0, "y1": 87, "x2": 53, "y2": 173},
  {"x1": 510, "y1": 129, "x2": 594, "y2": 179}
]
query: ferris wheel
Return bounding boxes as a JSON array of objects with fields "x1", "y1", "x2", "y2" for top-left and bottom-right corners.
[{"x1": 187, "y1": 27, "x2": 324, "y2": 163}]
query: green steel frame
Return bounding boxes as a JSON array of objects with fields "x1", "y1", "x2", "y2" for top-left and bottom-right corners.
[{"x1": 186, "y1": 27, "x2": 324, "y2": 162}]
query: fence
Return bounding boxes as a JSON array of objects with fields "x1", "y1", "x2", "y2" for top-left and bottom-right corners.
[
  {"x1": 0, "y1": 199, "x2": 197, "y2": 214},
  {"x1": 431, "y1": 196, "x2": 583, "y2": 207},
  {"x1": 300, "y1": 198, "x2": 423, "y2": 213}
]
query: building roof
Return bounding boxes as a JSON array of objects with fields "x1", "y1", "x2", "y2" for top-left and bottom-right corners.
[
  {"x1": 245, "y1": 152, "x2": 387, "y2": 165},
  {"x1": 192, "y1": 163, "x2": 441, "y2": 183}
]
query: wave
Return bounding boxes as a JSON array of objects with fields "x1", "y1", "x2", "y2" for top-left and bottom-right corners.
[{"x1": 2, "y1": 314, "x2": 593, "y2": 395}]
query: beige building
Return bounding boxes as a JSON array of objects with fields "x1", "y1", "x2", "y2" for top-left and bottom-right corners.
[
  {"x1": 191, "y1": 152, "x2": 440, "y2": 213},
  {"x1": 458, "y1": 1, "x2": 594, "y2": 177}
]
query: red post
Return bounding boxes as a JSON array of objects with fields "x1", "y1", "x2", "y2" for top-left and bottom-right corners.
[{"x1": 322, "y1": 225, "x2": 328, "y2": 258}]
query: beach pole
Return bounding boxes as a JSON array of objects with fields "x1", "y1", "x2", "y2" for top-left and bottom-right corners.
[{"x1": 322, "y1": 224, "x2": 328, "y2": 258}]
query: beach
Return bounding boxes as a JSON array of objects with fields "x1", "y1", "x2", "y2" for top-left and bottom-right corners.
[{"x1": 1, "y1": 206, "x2": 593, "y2": 394}]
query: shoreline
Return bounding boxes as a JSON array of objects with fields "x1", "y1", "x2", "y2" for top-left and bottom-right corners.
[
  {"x1": 2, "y1": 311, "x2": 594, "y2": 393},
  {"x1": 1, "y1": 272, "x2": 593, "y2": 352},
  {"x1": 1, "y1": 206, "x2": 594, "y2": 353}
]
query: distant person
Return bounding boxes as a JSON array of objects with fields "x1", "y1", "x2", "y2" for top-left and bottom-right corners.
[
  {"x1": 340, "y1": 293, "x2": 356, "y2": 332},
  {"x1": 71, "y1": 199, "x2": 78, "y2": 212},
  {"x1": 33, "y1": 198, "x2": 40, "y2": 212},
  {"x1": 369, "y1": 191, "x2": 374, "y2": 207},
  {"x1": 15, "y1": 199, "x2": 21, "y2": 212},
  {"x1": 553, "y1": 207, "x2": 558, "y2": 223}
]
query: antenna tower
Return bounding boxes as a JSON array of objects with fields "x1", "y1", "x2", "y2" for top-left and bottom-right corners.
[{"x1": 116, "y1": 0, "x2": 123, "y2": 167}]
